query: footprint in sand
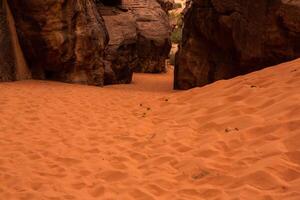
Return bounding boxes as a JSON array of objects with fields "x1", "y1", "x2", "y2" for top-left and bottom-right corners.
[
  {"x1": 98, "y1": 170, "x2": 128, "y2": 182},
  {"x1": 89, "y1": 185, "x2": 105, "y2": 197}
]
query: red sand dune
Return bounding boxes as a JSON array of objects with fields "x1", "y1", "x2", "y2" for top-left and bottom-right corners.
[{"x1": 0, "y1": 60, "x2": 299, "y2": 200}]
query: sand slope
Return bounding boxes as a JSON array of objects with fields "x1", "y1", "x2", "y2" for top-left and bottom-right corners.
[{"x1": 0, "y1": 60, "x2": 299, "y2": 200}]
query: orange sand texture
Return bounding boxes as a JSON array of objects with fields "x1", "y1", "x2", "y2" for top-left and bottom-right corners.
[{"x1": 0, "y1": 59, "x2": 300, "y2": 200}]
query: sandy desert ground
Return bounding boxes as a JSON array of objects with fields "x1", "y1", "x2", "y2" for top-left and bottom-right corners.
[{"x1": 0, "y1": 59, "x2": 300, "y2": 200}]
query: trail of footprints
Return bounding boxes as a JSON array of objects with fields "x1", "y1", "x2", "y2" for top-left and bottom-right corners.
[{"x1": 0, "y1": 64, "x2": 300, "y2": 199}]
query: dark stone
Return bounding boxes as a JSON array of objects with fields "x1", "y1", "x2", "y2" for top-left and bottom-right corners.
[
  {"x1": 98, "y1": 5, "x2": 137, "y2": 84},
  {"x1": 131, "y1": 0, "x2": 172, "y2": 73},
  {"x1": 98, "y1": 0, "x2": 172, "y2": 78},
  {"x1": 156, "y1": 0, "x2": 175, "y2": 12},
  {"x1": 8, "y1": 0, "x2": 109, "y2": 86},
  {"x1": 174, "y1": 0, "x2": 300, "y2": 90},
  {"x1": 0, "y1": 0, "x2": 15, "y2": 81}
]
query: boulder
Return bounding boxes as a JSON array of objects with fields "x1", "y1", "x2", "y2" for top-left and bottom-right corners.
[
  {"x1": 174, "y1": 0, "x2": 300, "y2": 90},
  {"x1": 8, "y1": 0, "x2": 109, "y2": 86},
  {"x1": 98, "y1": 5, "x2": 138, "y2": 84},
  {"x1": 130, "y1": 0, "x2": 172, "y2": 73},
  {"x1": 98, "y1": 0, "x2": 172, "y2": 75}
]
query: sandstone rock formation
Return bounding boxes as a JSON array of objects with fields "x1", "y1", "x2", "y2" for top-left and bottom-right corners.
[
  {"x1": 174, "y1": 0, "x2": 300, "y2": 90},
  {"x1": 131, "y1": 0, "x2": 172, "y2": 73},
  {"x1": 98, "y1": 0, "x2": 172, "y2": 75},
  {"x1": 97, "y1": 4, "x2": 137, "y2": 84},
  {"x1": 157, "y1": 0, "x2": 175, "y2": 12},
  {"x1": 8, "y1": 0, "x2": 109, "y2": 86},
  {"x1": 0, "y1": 0, "x2": 15, "y2": 81},
  {"x1": 1, "y1": 0, "x2": 172, "y2": 86},
  {"x1": 0, "y1": 0, "x2": 30, "y2": 81}
]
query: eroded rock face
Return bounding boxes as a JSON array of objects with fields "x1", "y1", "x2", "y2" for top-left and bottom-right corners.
[
  {"x1": 1, "y1": 0, "x2": 171, "y2": 85},
  {"x1": 8, "y1": 0, "x2": 109, "y2": 86},
  {"x1": 174, "y1": 0, "x2": 300, "y2": 90},
  {"x1": 98, "y1": 5, "x2": 137, "y2": 84},
  {"x1": 157, "y1": 0, "x2": 175, "y2": 12},
  {"x1": 0, "y1": 0, "x2": 30, "y2": 82},
  {"x1": 98, "y1": 0, "x2": 172, "y2": 76},
  {"x1": 131, "y1": 0, "x2": 172, "y2": 73},
  {"x1": 0, "y1": 0, "x2": 15, "y2": 81}
]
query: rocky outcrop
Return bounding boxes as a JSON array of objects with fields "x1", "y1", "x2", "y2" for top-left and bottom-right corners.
[
  {"x1": 97, "y1": 5, "x2": 137, "y2": 84},
  {"x1": 8, "y1": 0, "x2": 109, "y2": 86},
  {"x1": 98, "y1": 0, "x2": 172, "y2": 76},
  {"x1": 157, "y1": 0, "x2": 175, "y2": 12},
  {"x1": 0, "y1": 0, "x2": 15, "y2": 81},
  {"x1": 0, "y1": 0, "x2": 30, "y2": 81},
  {"x1": 174, "y1": 0, "x2": 300, "y2": 90},
  {"x1": 131, "y1": 0, "x2": 172, "y2": 73},
  {"x1": 1, "y1": 0, "x2": 171, "y2": 85}
]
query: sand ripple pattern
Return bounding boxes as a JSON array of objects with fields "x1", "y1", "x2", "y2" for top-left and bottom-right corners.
[{"x1": 0, "y1": 61, "x2": 300, "y2": 200}]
